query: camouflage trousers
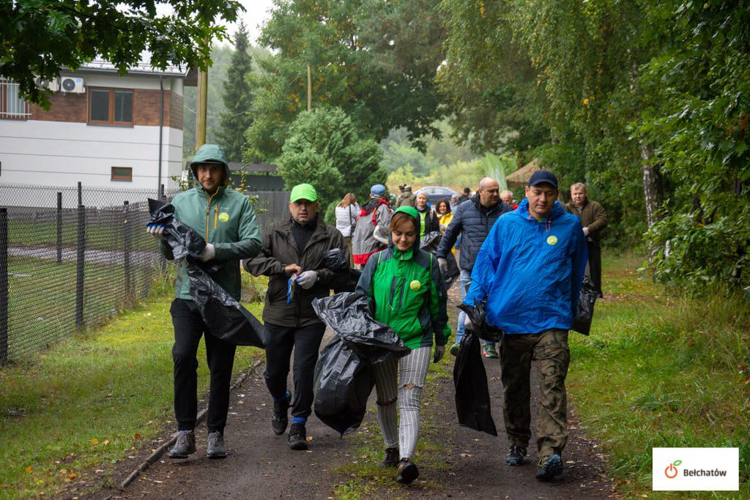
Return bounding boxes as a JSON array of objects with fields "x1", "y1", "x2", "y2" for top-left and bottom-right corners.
[{"x1": 499, "y1": 329, "x2": 570, "y2": 457}]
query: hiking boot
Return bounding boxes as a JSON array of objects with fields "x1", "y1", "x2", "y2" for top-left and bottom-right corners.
[
  {"x1": 506, "y1": 445, "x2": 527, "y2": 466},
  {"x1": 167, "y1": 430, "x2": 196, "y2": 459},
  {"x1": 206, "y1": 431, "x2": 227, "y2": 459},
  {"x1": 396, "y1": 459, "x2": 419, "y2": 484},
  {"x1": 449, "y1": 343, "x2": 460, "y2": 356},
  {"x1": 482, "y1": 344, "x2": 498, "y2": 358},
  {"x1": 536, "y1": 454, "x2": 563, "y2": 481},
  {"x1": 381, "y1": 447, "x2": 399, "y2": 468},
  {"x1": 288, "y1": 424, "x2": 308, "y2": 451},
  {"x1": 272, "y1": 393, "x2": 290, "y2": 435}
]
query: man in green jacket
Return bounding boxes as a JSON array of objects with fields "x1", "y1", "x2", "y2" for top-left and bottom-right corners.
[
  {"x1": 147, "y1": 144, "x2": 262, "y2": 460},
  {"x1": 244, "y1": 183, "x2": 349, "y2": 450}
]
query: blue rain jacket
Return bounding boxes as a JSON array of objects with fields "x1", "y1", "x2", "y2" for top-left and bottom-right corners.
[{"x1": 464, "y1": 199, "x2": 588, "y2": 335}]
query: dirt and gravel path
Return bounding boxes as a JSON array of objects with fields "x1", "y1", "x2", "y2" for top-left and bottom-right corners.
[{"x1": 85, "y1": 289, "x2": 615, "y2": 499}]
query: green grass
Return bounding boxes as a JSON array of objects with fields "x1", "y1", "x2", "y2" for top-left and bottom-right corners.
[
  {"x1": 8, "y1": 219, "x2": 157, "y2": 252},
  {"x1": 567, "y1": 252, "x2": 750, "y2": 498},
  {"x1": 6, "y1": 255, "x2": 157, "y2": 360},
  {"x1": 0, "y1": 279, "x2": 266, "y2": 499}
]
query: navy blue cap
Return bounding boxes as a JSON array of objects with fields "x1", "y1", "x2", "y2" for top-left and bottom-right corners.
[{"x1": 528, "y1": 170, "x2": 558, "y2": 188}]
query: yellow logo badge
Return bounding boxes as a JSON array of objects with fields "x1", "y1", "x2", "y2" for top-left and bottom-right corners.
[
  {"x1": 409, "y1": 280, "x2": 421, "y2": 291},
  {"x1": 219, "y1": 212, "x2": 230, "y2": 223},
  {"x1": 547, "y1": 235, "x2": 558, "y2": 245}
]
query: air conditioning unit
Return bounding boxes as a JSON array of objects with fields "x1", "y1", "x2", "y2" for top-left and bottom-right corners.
[
  {"x1": 60, "y1": 77, "x2": 85, "y2": 94},
  {"x1": 35, "y1": 76, "x2": 59, "y2": 92}
]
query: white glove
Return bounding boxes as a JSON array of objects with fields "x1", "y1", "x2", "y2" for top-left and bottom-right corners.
[
  {"x1": 438, "y1": 257, "x2": 448, "y2": 275},
  {"x1": 464, "y1": 315, "x2": 474, "y2": 330},
  {"x1": 295, "y1": 270, "x2": 318, "y2": 289},
  {"x1": 433, "y1": 345, "x2": 445, "y2": 363},
  {"x1": 583, "y1": 227, "x2": 590, "y2": 236},
  {"x1": 198, "y1": 243, "x2": 216, "y2": 262},
  {"x1": 147, "y1": 224, "x2": 166, "y2": 241}
]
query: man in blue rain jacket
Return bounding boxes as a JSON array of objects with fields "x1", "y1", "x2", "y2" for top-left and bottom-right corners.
[{"x1": 464, "y1": 170, "x2": 587, "y2": 482}]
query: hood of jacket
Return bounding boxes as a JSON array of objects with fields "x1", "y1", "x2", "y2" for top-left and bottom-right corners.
[
  {"x1": 389, "y1": 206, "x2": 422, "y2": 257},
  {"x1": 515, "y1": 198, "x2": 567, "y2": 225},
  {"x1": 190, "y1": 144, "x2": 231, "y2": 191},
  {"x1": 362, "y1": 197, "x2": 390, "y2": 215}
]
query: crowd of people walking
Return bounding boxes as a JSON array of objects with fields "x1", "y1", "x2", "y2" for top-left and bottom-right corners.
[{"x1": 147, "y1": 144, "x2": 606, "y2": 485}]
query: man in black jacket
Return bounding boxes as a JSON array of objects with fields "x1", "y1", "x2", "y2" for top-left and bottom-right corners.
[
  {"x1": 436, "y1": 178, "x2": 512, "y2": 357},
  {"x1": 244, "y1": 183, "x2": 349, "y2": 450}
]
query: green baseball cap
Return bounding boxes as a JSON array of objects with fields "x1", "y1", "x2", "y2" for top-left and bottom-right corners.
[{"x1": 289, "y1": 183, "x2": 318, "y2": 203}]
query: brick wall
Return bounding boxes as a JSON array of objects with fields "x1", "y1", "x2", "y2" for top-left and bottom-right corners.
[
  {"x1": 169, "y1": 93, "x2": 183, "y2": 130},
  {"x1": 29, "y1": 88, "x2": 183, "y2": 130}
]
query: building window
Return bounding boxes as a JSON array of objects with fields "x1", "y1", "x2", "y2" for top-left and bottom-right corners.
[
  {"x1": 111, "y1": 166, "x2": 133, "y2": 182},
  {"x1": 0, "y1": 79, "x2": 30, "y2": 120},
  {"x1": 89, "y1": 88, "x2": 133, "y2": 125}
]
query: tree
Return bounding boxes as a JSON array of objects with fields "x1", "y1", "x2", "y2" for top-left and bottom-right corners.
[
  {"x1": 218, "y1": 23, "x2": 254, "y2": 163},
  {"x1": 277, "y1": 107, "x2": 386, "y2": 210},
  {"x1": 1, "y1": 0, "x2": 242, "y2": 108},
  {"x1": 244, "y1": 0, "x2": 447, "y2": 161}
]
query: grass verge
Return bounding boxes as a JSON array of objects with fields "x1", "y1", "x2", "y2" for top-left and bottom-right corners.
[
  {"x1": 567, "y1": 252, "x2": 750, "y2": 498},
  {"x1": 0, "y1": 274, "x2": 266, "y2": 499}
]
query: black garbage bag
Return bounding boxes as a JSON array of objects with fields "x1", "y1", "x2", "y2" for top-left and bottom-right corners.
[
  {"x1": 453, "y1": 329, "x2": 497, "y2": 436},
  {"x1": 312, "y1": 337, "x2": 374, "y2": 436},
  {"x1": 333, "y1": 268, "x2": 362, "y2": 294},
  {"x1": 420, "y1": 231, "x2": 459, "y2": 290},
  {"x1": 323, "y1": 247, "x2": 348, "y2": 270},
  {"x1": 312, "y1": 293, "x2": 410, "y2": 435},
  {"x1": 457, "y1": 300, "x2": 504, "y2": 343},
  {"x1": 147, "y1": 200, "x2": 268, "y2": 347},
  {"x1": 572, "y1": 275, "x2": 598, "y2": 336}
]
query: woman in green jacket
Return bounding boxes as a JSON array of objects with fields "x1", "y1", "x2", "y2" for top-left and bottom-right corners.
[{"x1": 355, "y1": 206, "x2": 451, "y2": 484}]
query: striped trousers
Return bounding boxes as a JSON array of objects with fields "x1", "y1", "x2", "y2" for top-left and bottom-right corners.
[{"x1": 372, "y1": 346, "x2": 431, "y2": 460}]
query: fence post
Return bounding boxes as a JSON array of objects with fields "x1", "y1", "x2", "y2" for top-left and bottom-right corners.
[
  {"x1": 0, "y1": 208, "x2": 8, "y2": 364},
  {"x1": 57, "y1": 192, "x2": 62, "y2": 264},
  {"x1": 77, "y1": 181, "x2": 82, "y2": 207},
  {"x1": 75, "y1": 204, "x2": 85, "y2": 332},
  {"x1": 123, "y1": 201, "x2": 132, "y2": 304},
  {"x1": 159, "y1": 183, "x2": 165, "y2": 201}
]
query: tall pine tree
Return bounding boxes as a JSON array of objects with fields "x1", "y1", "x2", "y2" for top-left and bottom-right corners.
[{"x1": 218, "y1": 22, "x2": 253, "y2": 163}]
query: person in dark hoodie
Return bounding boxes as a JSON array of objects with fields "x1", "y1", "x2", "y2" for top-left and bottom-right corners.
[
  {"x1": 355, "y1": 206, "x2": 450, "y2": 485},
  {"x1": 465, "y1": 170, "x2": 587, "y2": 481},
  {"x1": 414, "y1": 192, "x2": 440, "y2": 238},
  {"x1": 436, "y1": 177, "x2": 511, "y2": 358},
  {"x1": 146, "y1": 144, "x2": 262, "y2": 460},
  {"x1": 243, "y1": 183, "x2": 349, "y2": 450}
]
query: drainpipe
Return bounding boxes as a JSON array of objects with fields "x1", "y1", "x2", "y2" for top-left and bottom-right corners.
[{"x1": 158, "y1": 76, "x2": 164, "y2": 196}]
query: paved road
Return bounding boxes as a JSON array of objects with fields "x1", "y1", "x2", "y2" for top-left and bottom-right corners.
[{"x1": 84, "y1": 289, "x2": 615, "y2": 499}]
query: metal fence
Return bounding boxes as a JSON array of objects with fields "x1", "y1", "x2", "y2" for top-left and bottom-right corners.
[{"x1": 0, "y1": 183, "x2": 290, "y2": 363}]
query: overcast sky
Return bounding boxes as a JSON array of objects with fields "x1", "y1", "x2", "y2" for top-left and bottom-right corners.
[{"x1": 226, "y1": 0, "x2": 276, "y2": 46}]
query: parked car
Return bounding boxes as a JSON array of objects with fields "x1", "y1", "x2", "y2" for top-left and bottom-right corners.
[{"x1": 415, "y1": 186, "x2": 457, "y2": 207}]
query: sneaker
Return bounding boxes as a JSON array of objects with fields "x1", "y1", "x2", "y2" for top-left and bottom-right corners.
[
  {"x1": 506, "y1": 445, "x2": 527, "y2": 466},
  {"x1": 288, "y1": 424, "x2": 308, "y2": 451},
  {"x1": 449, "y1": 343, "x2": 460, "y2": 356},
  {"x1": 396, "y1": 459, "x2": 419, "y2": 484},
  {"x1": 482, "y1": 344, "x2": 498, "y2": 358},
  {"x1": 381, "y1": 447, "x2": 399, "y2": 468},
  {"x1": 272, "y1": 393, "x2": 290, "y2": 435},
  {"x1": 536, "y1": 454, "x2": 563, "y2": 481},
  {"x1": 167, "y1": 430, "x2": 196, "y2": 459},
  {"x1": 206, "y1": 431, "x2": 227, "y2": 459}
]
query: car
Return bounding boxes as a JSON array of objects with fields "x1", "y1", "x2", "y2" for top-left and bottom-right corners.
[{"x1": 414, "y1": 186, "x2": 457, "y2": 207}]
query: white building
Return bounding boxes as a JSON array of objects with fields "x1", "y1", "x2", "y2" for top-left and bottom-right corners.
[{"x1": 0, "y1": 61, "x2": 195, "y2": 198}]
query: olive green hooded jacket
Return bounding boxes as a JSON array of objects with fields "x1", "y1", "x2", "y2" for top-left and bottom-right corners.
[{"x1": 160, "y1": 144, "x2": 262, "y2": 301}]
